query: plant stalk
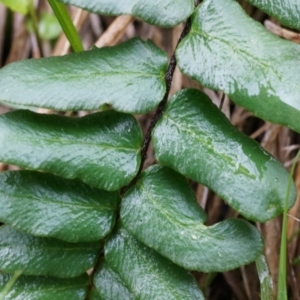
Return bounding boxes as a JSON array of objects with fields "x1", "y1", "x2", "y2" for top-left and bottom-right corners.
[
  {"x1": 277, "y1": 150, "x2": 300, "y2": 300},
  {"x1": 121, "y1": 18, "x2": 193, "y2": 194},
  {"x1": 28, "y1": 0, "x2": 44, "y2": 57},
  {"x1": 48, "y1": 0, "x2": 84, "y2": 53}
]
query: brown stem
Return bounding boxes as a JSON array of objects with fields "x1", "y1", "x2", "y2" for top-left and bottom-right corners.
[
  {"x1": 89, "y1": 4, "x2": 199, "y2": 299},
  {"x1": 122, "y1": 18, "x2": 192, "y2": 194}
]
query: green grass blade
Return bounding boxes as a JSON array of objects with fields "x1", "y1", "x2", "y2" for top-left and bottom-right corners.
[
  {"x1": 48, "y1": 0, "x2": 83, "y2": 52},
  {"x1": 277, "y1": 150, "x2": 300, "y2": 300},
  {"x1": 256, "y1": 254, "x2": 273, "y2": 300}
]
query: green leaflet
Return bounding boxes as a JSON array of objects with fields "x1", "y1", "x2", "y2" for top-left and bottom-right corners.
[
  {"x1": 57, "y1": 0, "x2": 194, "y2": 28},
  {"x1": 246, "y1": 0, "x2": 300, "y2": 30},
  {"x1": 0, "y1": 171, "x2": 119, "y2": 243},
  {"x1": 152, "y1": 89, "x2": 296, "y2": 222},
  {"x1": 0, "y1": 38, "x2": 167, "y2": 114},
  {"x1": 101, "y1": 226, "x2": 205, "y2": 299},
  {"x1": 89, "y1": 290, "x2": 103, "y2": 300},
  {"x1": 0, "y1": 273, "x2": 89, "y2": 300},
  {"x1": 121, "y1": 165, "x2": 263, "y2": 272},
  {"x1": 0, "y1": 110, "x2": 142, "y2": 191},
  {"x1": 0, "y1": 0, "x2": 29, "y2": 14},
  {"x1": 176, "y1": 0, "x2": 300, "y2": 133},
  {"x1": 0, "y1": 226, "x2": 101, "y2": 278},
  {"x1": 94, "y1": 261, "x2": 134, "y2": 300}
]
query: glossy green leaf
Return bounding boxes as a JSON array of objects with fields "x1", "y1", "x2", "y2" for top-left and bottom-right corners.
[
  {"x1": 89, "y1": 290, "x2": 103, "y2": 300},
  {"x1": 246, "y1": 0, "x2": 300, "y2": 30},
  {"x1": 0, "y1": 273, "x2": 89, "y2": 300},
  {"x1": 57, "y1": 0, "x2": 194, "y2": 27},
  {"x1": 121, "y1": 165, "x2": 263, "y2": 272},
  {"x1": 152, "y1": 89, "x2": 296, "y2": 222},
  {"x1": 100, "y1": 226, "x2": 205, "y2": 300},
  {"x1": 0, "y1": 110, "x2": 142, "y2": 191},
  {"x1": 0, "y1": 38, "x2": 167, "y2": 114},
  {"x1": 94, "y1": 261, "x2": 134, "y2": 300},
  {"x1": 0, "y1": 226, "x2": 101, "y2": 278},
  {"x1": 0, "y1": 171, "x2": 119, "y2": 243},
  {"x1": 0, "y1": 271, "x2": 22, "y2": 300},
  {"x1": 0, "y1": 0, "x2": 29, "y2": 14},
  {"x1": 176, "y1": 0, "x2": 300, "y2": 134}
]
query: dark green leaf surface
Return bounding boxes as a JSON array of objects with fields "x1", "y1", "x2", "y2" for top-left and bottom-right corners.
[
  {"x1": 0, "y1": 273, "x2": 89, "y2": 300},
  {"x1": 0, "y1": 226, "x2": 101, "y2": 278},
  {"x1": 0, "y1": 110, "x2": 142, "y2": 191},
  {"x1": 121, "y1": 165, "x2": 263, "y2": 272},
  {"x1": 176, "y1": 0, "x2": 300, "y2": 133},
  {"x1": 246, "y1": 0, "x2": 300, "y2": 30},
  {"x1": 152, "y1": 89, "x2": 296, "y2": 222},
  {"x1": 0, "y1": 171, "x2": 119, "y2": 243},
  {"x1": 57, "y1": 0, "x2": 194, "y2": 27},
  {"x1": 0, "y1": 38, "x2": 167, "y2": 114},
  {"x1": 90, "y1": 290, "x2": 103, "y2": 300},
  {"x1": 101, "y1": 226, "x2": 205, "y2": 300},
  {"x1": 94, "y1": 261, "x2": 134, "y2": 300}
]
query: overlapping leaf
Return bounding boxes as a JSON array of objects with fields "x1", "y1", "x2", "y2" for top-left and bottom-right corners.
[
  {"x1": 0, "y1": 226, "x2": 101, "y2": 278},
  {"x1": 246, "y1": 0, "x2": 300, "y2": 30},
  {"x1": 0, "y1": 110, "x2": 142, "y2": 191},
  {"x1": 0, "y1": 38, "x2": 167, "y2": 114},
  {"x1": 57, "y1": 0, "x2": 194, "y2": 27},
  {"x1": 90, "y1": 290, "x2": 103, "y2": 300},
  {"x1": 121, "y1": 165, "x2": 263, "y2": 272},
  {"x1": 94, "y1": 261, "x2": 134, "y2": 300},
  {"x1": 152, "y1": 89, "x2": 296, "y2": 222},
  {"x1": 0, "y1": 171, "x2": 119, "y2": 242},
  {"x1": 176, "y1": 0, "x2": 300, "y2": 133},
  {"x1": 0, "y1": 273, "x2": 89, "y2": 300},
  {"x1": 96, "y1": 226, "x2": 204, "y2": 299}
]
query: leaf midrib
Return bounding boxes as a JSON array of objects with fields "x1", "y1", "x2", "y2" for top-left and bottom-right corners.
[
  {"x1": 17, "y1": 70, "x2": 161, "y2": 83},
  {"x1": 5, "y1": 136, "x2": 139, "y2": 153},
  {"x1": 2, "y1": 194, "x2": 115, "y2": 211},
  {"x1": 1, "y1": 243, "x2": 100, "y2": 251}
]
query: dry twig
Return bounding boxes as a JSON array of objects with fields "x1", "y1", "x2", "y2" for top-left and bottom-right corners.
[{"x1": 95, "y1": 15, "x2": 134, "y2": 48}]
